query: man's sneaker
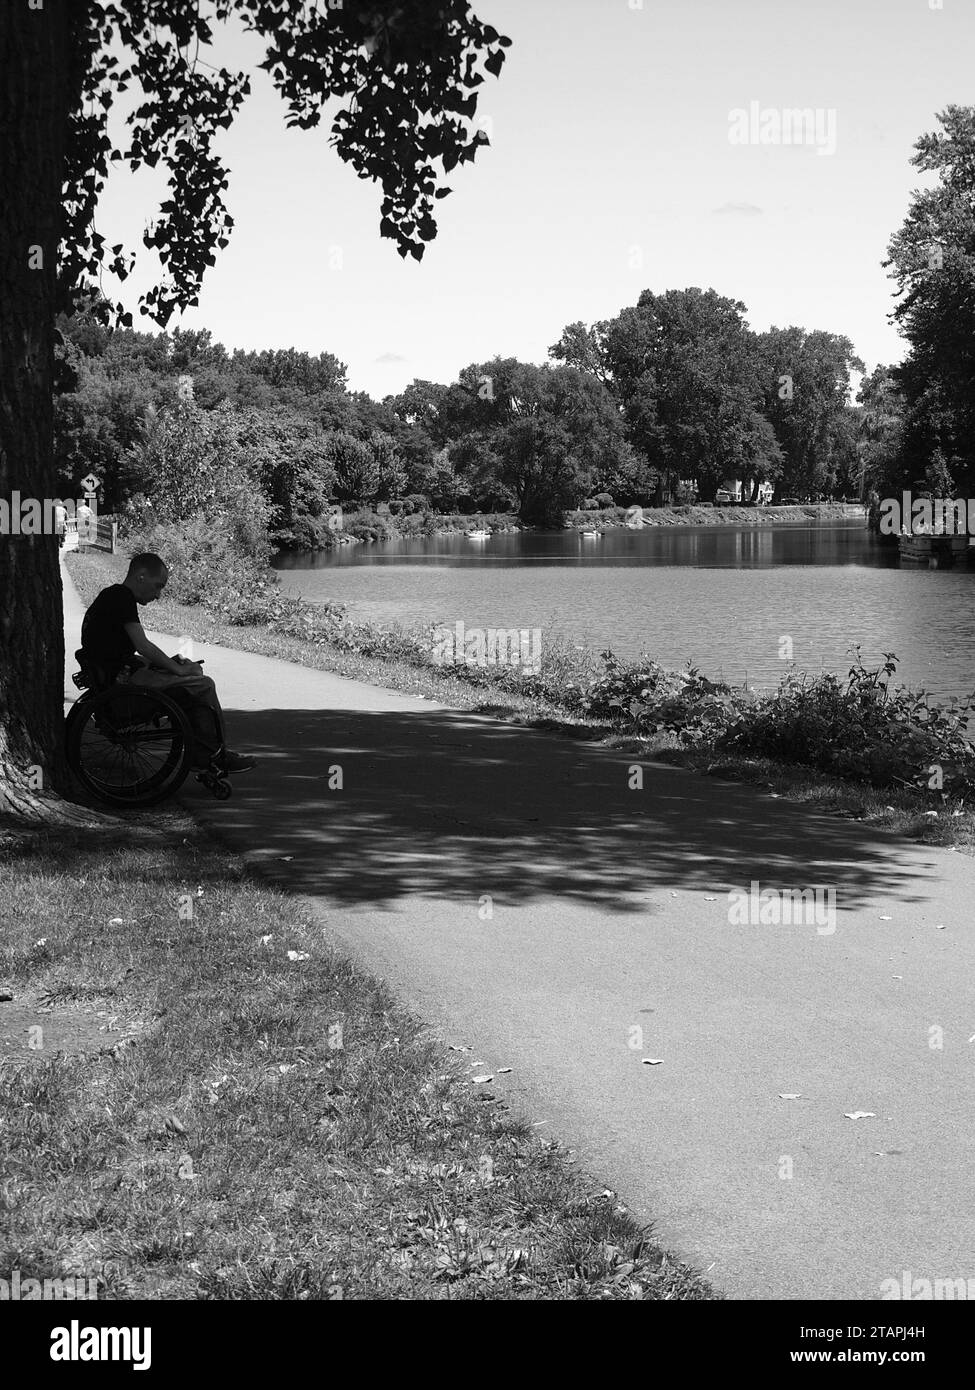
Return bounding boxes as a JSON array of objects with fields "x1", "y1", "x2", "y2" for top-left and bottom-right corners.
[{"x1": 220, "y1": 750, "x2": 257, "y2": 774}]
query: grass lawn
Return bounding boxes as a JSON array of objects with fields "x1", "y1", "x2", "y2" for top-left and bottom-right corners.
[{"x1": 0, "y1": 811, "x2": 716, "y2": 1300}]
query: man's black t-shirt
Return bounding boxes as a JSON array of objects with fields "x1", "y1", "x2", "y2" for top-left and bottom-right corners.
[{"x1": 81, "y1": 584, "x2": 140, "y2": 682}]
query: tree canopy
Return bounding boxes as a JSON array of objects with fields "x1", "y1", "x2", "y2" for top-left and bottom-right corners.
[{"x1": 61, "y1": 1, "x2": 512, "y2": 324}]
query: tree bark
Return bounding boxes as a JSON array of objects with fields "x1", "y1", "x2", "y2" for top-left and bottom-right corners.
[{"x1": 0, "y1": 1, "x2": 91, "y2": 822}]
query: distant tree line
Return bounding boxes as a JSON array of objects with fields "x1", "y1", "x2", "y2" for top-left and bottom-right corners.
[{"x1": 54, "y1": 283, "x2": 873, "y2": 547}]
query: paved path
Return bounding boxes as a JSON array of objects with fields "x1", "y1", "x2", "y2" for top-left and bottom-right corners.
[{"x1": 63, "y1": 560, "x2": 975, "y2": 1300}]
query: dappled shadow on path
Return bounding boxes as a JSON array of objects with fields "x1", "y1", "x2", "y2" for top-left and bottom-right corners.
[{"x1": 164, "y1": 707, "x2": 944, "y2": 915}]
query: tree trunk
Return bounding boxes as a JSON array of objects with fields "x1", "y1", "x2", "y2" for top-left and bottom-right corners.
[{"x1": 0, "y1": 2, "x2": 97, "y2": 823}]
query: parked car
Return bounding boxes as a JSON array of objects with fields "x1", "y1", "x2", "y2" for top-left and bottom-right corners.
[
  {"x1": 781, "y1": 496, "x2": 800, "y2": 505},
  {"x1": 714, "y1": 489, "x2": 736, "y2": 504}
]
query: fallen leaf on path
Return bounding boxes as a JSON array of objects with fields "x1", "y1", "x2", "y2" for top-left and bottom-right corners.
[
  {"x1": 471, "y1": 1074, "x2": 493, "y2": 1084},
  {"x1": 642, "y1": 1058, "x2": 664, "y2": 1066},
  {"x1": 497, "y1": 1067, "x2": 512, "y2": 1073},
  {"x1": 276, "y1": 856, "x2": 294, "y2": 861},
  {"x1": 936, "y1": 924, "x2": 946, "y2": 930},
  {"x1": 844, "y1": 1111, "x2": 876, "y2": 1120},
  {"x1": 879, "y1": 915, "x2": 892, "y2": 921},
  {"x1": 704, "y1": 895, "x2": 717, "y2": 901},
  {"x1": 287, "y1": 950, "x2": 309, "y2": 961},
  {"x1": 260, "y1": 934, "x2": 273, "y2": 946},
  {"x1": 779, "y1": 1093, "x2": 801, "y2": 1100}
]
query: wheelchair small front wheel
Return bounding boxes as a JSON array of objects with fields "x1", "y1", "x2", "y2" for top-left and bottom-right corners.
[
  {"x1": 65, "y1": 686, "x2": 194, "y2": 807},
  {"x1": 195, "y1": 769, "x2": 233, "y2": 800}
]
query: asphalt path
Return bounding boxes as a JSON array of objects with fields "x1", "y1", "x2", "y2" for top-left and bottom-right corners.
[{"x1": 62, "y1": 559, "x2": 975, "y2": 1300}]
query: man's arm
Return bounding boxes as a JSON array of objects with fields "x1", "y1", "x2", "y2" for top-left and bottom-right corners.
[{"x1": 123, "y1": 622, "x2": 201, "y2": 676}]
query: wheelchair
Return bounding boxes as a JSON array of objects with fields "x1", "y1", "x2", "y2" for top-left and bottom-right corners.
[{"x1": 65, "y1": 649, "x2": 233, "y2": 807}]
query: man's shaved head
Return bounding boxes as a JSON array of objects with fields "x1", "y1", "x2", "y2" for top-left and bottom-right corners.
[
  {"x1": 124, "y1": 553, "x2": 169, "y2": 604},
  {"x1": 127, "y1": 553, "x2": 168, "y2": 579}
]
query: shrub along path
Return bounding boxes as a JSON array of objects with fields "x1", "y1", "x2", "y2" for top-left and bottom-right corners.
[{"x1": 61, "y1": 561, "x2": 975, "y2": 1300}]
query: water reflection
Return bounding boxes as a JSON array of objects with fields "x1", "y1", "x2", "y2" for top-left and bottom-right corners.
[
  {"x1": 275, "y1": 519, "x2": 904, "y2": 571},
  {"x1": 271, "y1": 521, "x2": 975, "y2": 704}
]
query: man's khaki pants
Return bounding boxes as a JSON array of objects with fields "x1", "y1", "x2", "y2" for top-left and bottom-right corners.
[{"x1": 124, "y1": 663, "x2": 226, "y2": 768}]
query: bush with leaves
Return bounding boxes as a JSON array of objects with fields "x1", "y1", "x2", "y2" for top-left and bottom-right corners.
[
  {"x1": 717, "y1": 648, "x2": 975, "y2": 795},
  {"x1": 574, "y1": 651, "x2": 748, "y2": 742},
  {"x1": 261, "y1": 600, "x2": 428, "y2": 663},
  {"x1": 126, "y1": 399, "x2": 244, "y2": 522},
  {"x1": 441, "y1": 631, "x2": 605, "y2": 702},
  {"x1": 122, "y1": 512, "x2": 276, "y2": 623},
  {"x1": 336, "y1": 507, "x2": 399, "y2": 543}
]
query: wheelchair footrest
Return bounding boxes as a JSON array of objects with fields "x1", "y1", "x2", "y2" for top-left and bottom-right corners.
[{"x1": 196, "y1": 768, "x2": 232, "y2": 800}]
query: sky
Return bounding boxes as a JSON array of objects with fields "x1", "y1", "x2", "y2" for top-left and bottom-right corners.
[{"x1": 95, "y1": 0, "x2": 973, "y2": 402}]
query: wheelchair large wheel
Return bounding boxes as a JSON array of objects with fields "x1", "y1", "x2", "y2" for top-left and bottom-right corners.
[{"x1": 65, "y1": 686, "x2": 194, "y2": 808}]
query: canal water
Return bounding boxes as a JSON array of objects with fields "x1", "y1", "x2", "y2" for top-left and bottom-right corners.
[{"x1": 271, "y1": 519, "x2": 975, "y2": 705}]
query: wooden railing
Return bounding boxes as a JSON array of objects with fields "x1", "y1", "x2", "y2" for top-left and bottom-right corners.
[{"x1": 62, "y1": 516, "x2": 118, "y2": 553}]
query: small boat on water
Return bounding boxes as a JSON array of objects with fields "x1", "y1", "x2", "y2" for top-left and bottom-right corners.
[
  {"x1": 897, "y1": 531, "x2": 971, "y2": 565},
  {"x1": 581, "y1": 529, "x2": 602, "y2": 538},
  {"x1": 465, "y1": 528, "x2": 491, "y2": 539}
]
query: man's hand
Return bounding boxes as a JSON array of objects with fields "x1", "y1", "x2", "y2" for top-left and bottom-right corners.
[
  {"x1": 172, "y1": 655, "x2": 205, "y2": 677},
  {"x1": 125, "y1": 623, "x2": 204, "y2": 678}
]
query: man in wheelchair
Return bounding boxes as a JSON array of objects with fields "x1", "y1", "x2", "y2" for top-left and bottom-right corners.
[{"x1": 79, "y1": 552, "x2": 256, "y2": 774}]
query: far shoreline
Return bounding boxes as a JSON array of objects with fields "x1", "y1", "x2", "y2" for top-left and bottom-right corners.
[{"x1": 307, "y1": 499, "x2": 868, "y2": 550}]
